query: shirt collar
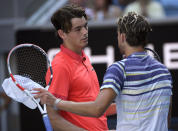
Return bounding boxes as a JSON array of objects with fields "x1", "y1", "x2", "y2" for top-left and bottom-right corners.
[
  {"x1": 60, "y1": 44, "x2": 86, "y2": 62},
  {"x1": 127, "y1": 52, "x2": 147, "y2": 58}
]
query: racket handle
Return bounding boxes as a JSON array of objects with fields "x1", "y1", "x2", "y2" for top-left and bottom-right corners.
[{"x1": 42, "y1": 114, "x2": 53, "y2": 131}]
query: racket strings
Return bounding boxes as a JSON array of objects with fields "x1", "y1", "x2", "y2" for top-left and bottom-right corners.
[{"x1": 9, "y1": 46, "x2": 48, "y2": 87}]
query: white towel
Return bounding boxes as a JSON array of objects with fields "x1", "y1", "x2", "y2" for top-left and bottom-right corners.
[{"x1": 2, "y1": 75, "x2": 43, "y2": 109}]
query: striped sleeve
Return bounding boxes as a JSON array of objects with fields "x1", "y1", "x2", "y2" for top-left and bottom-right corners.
[{"x1": 100, "y1": 62, "x2": 125, "y2": 95}]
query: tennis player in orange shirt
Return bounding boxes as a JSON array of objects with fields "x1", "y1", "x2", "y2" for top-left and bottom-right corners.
[{"x1": 44, "y1": 4, "x2": 116, "y2": 131}]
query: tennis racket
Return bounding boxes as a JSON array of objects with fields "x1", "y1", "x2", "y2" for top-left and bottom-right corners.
[
  {"x1": 7, "y1": 43, "x2": 53, "y2": 131},
  {"x1": 144, "y1": 47, "x2": 161, "y2": 62}
]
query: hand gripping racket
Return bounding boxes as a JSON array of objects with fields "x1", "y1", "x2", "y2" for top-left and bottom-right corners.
[{"x1": 7, "y1": 43, "x2": 53, "y2": 131}]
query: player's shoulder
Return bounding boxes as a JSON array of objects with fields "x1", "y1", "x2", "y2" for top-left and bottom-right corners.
[
  {"x1": 107, "y1": 60, "x2": 126, "y2": 72},
  {"x1": 52, "y1": 51, "x2": 64, "y2": 63},
  {"x1": 154, "y1": 59, "x2": 167, "y2": 68},
  {"x1": 149, "y1": 59, "x2": 171, "y2": 76},
  {"x1": 52, "y1": 52, "x2": 71, "y2": 69},
  {"x1": 111, "y1": 60, "x2": 125, "y2": 67}
]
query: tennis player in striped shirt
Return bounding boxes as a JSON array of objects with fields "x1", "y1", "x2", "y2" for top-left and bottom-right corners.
[{"x1": 35, "y1": 12, "x2": 172, "y2": 131}]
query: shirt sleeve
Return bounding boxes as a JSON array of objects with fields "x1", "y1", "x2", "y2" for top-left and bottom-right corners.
[
  {"x1": 46, "y1": 63, "x2": 71, "y2": 100},
  {"x1": 100, "y1": 62, "x2": 125, "y2": 95}
]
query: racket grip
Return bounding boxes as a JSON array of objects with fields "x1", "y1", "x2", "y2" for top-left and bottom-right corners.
[{"x1": 42, "y1": 114, "x2": 53, "y2": 131}]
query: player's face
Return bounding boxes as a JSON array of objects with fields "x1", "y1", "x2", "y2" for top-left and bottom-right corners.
[{"x1": 64, "y1": 16, "x2": 88, "y2": 53}]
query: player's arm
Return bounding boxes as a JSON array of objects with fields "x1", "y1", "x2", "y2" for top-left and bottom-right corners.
[
  {"x1": 37, "y1": 64, "x2": 121, "y2": 117},
  {"x1": 52, "y1": 63, "x2": 121, "y2": 117},
  {"x1": 35, "y1": 88, "x2": 116, "y2": 117},
  {"x1": 47, "y1": 106, "x2": 85, "y2": 131},
  {"x1": 57, "y1": 88, "x2": 117, "y2": 117}
]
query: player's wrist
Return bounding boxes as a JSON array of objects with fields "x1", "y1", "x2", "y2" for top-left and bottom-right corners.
[{"x1": 53, "y1": 98, "x2": 62, "y2": 110}]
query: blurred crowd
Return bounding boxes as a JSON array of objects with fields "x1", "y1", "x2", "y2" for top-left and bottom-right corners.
[{"x1": 68, "y1": 0, "x2": 178, "y2": 21}]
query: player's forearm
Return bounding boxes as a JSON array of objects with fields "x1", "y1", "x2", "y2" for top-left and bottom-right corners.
[
  {"x1": 47, "y1": 106, "x2": 85, "y2": 131},
  {"x1": 57, "y1": 100, "x2": 106, "y2": 117},
  {"x1": 56, "y1": 89, "x2": 116, "y2": 117}
]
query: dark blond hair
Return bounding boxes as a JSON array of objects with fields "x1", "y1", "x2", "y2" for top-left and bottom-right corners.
[{"x1": 117, "y1": 12, "x2": 152, "y2": 47}]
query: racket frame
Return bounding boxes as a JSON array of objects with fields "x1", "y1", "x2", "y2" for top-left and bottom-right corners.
[{"x1": 7, "y1": 43, "x2": 53, "y2": 131}]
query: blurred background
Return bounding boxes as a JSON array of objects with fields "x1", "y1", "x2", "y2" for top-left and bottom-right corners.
[{"x1": 0, "y1": 0, "x2": 178, "y2": 130}]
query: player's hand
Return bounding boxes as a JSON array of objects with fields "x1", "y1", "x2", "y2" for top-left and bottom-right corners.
[{"x1": 34, "y1": 88, "x2": 57, "y2": 107}]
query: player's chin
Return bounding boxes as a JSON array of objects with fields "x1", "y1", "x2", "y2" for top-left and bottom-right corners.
[{"x1": 81, "y1": 41, "x2": 88, "y2": 47}]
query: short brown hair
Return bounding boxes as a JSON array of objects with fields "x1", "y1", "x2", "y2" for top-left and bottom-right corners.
[
  {"x1": 117, "y1": 12, "x2": 152, "y2": 47},
  {"x1": 51, "y1": 4, "x2": 87, "y2": 33}
]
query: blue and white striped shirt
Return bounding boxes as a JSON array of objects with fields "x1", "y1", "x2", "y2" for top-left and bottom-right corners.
[{"x1": 101, "y1": 52, "x2": 172, "y2": 131}]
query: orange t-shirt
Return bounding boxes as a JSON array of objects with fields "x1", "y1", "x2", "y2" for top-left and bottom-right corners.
[{"x1": 46, "y1": 45, "x2": 108, "y2": 131}]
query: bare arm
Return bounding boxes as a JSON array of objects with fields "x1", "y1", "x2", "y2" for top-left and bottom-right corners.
[
  {"x1": 56, "y1": 88, "x2": 117, "y2": 117},
  {"x1": 47, "y1": 106, "x2": 85, "y2": 131},
  {"x1": 35, "y1": 88, "x2": 117, "y2": 117}
]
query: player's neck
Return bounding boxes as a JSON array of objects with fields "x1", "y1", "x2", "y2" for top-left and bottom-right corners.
[
  {"x1": 125, "y1": 46, "x2": 144, "y2": 57},
  {"x1": 63, "y1": 43, "x2": 83, "y2": 55}
]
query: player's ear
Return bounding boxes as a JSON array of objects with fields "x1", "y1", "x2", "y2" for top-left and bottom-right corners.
[
  {"x1": 57, "y1": 29, "x2": 66, "y2": 40},
  {"x1": 120, "y1": 33, "x2": 126, "y2": 43}
]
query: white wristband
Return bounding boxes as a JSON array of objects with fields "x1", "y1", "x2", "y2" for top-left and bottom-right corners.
[{"x1": 53, "y1": 98, "x2": 62, "y2": 110}]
